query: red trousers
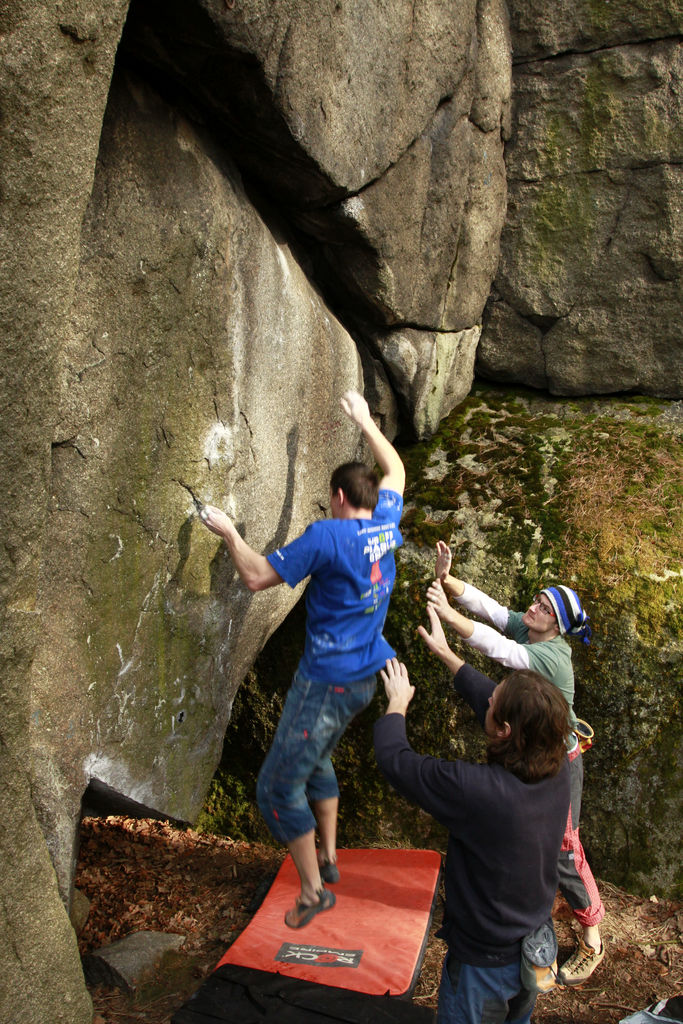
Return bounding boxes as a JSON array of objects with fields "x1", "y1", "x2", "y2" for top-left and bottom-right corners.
[{"x1": 558, "y1": 746, "x2": 605, "y2": 928}]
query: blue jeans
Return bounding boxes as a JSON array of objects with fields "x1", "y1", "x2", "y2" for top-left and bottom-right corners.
[
  {"x1": 436, "y1": 953, "x2": 536, "y2": 1024},
  {"x1": 256, "y1": 669, "x2": 376, "y2": 843}
]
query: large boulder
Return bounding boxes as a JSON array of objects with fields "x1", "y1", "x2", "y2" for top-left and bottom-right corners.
[
  {"x1": 3, "y1": 9, "x2": 505, "y2": 1002},
  {"x1": 371, "y1": 326, "x2": 482, "y2": 440},
  {"x1": 121, "y1": 0, "x2": 512, "y2": 414},
  {"x1": 389, "y1": 390, "x2": 683, "y2": 897},
  {"x1": 507, "y1": 0, "x2": 683, "y2": 59},
  {"x1": 217, "y1": 389, "x2": 683, "y2": 898},
  {"x1": 2, "y1": 0, "x2": 679, "y2": 1014},
  {"x1": 31, "y1": 68, "x2": 363, "y2": 897},
  {"x1": 0, "y1": 742, "x2": 94, "y2": 1024},
  {"x1": 0, "y1": 3, "x2": 128, "y2": 1021},
  {"x1": 293, "y1": 0, "x2": 511, "y2": 335},
  {"x1": 122, "y1": 0, "x2": 490, "y2": 200},
  {"x1": 478, "y1": 5, "x2": 683, "y2": 396}
]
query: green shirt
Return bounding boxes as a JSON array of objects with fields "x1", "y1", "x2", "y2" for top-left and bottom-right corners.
[{"x1": 506, "y1": 611, "x2": 578, "y2": 730}]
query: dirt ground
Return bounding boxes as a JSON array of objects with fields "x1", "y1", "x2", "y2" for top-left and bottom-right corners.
[{"x1": 76, "y1": 816, "x2": 682, "y2": 1024}]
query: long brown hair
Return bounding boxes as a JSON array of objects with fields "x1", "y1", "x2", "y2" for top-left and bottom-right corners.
[{"x1": 487, "y1": 669, "x2": 569, "y2": 783}]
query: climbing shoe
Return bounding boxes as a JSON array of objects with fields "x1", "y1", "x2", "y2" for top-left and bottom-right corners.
[
  {"x1": 558, "y1": 938, "x2": 605, "y2": 986},
  {"x1": 319, "y1": 859, "x2": 340, "y2": 885},
  {"x1": 284, "y1": 887, "x2": 336, "y2": 929}
]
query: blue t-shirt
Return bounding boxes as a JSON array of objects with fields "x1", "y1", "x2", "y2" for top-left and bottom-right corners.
[{"x1": 266, "y1": 489, "x2": 403, "y2": 683}]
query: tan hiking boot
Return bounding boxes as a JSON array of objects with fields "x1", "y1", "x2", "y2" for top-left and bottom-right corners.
[{"x1": 558, "y1": 938, "x2": 605, "y2": 986}]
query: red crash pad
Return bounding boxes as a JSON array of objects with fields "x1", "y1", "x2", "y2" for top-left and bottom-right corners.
[{"x1": 216, "y1": 848, "x2": 442, "y2": 997}]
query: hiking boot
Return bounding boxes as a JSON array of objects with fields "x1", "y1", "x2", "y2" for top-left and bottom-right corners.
[{"x1": 558, "y1": 938, "x2": 605, "y2": 986}]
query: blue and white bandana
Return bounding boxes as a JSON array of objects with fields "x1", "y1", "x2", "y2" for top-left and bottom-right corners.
[{"x1": 541, "y1": 585, "x2": 592, "y2": 645}]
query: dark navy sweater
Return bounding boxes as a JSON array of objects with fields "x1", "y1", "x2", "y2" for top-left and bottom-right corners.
[{"x1": 373, "y1": 663, "x2": 570, "y2": 966}]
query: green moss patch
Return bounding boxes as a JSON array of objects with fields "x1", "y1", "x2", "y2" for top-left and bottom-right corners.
[{"x1": 199, "y1": 385, "x2": 682, "y2": 896}]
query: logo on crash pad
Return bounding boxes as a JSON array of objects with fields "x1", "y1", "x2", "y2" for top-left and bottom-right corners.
[{"x1": 275, "y1": 942, "x2": 363, "y2": 968}]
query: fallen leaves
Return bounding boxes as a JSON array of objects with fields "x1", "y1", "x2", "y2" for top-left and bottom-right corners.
[
  {"x1": 76, "y1": 816, "x2": 284, "y2": 965},
  {"x1": 76, "y1": 816, "x2": 682, "y2": 1024}
]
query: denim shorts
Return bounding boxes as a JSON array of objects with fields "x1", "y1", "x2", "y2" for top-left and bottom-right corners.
[{"x1": 256, "y1": 668, "x2": 377, "y2": 843}]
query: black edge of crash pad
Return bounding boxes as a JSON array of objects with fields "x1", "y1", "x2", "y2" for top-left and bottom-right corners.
[
  {"x1": 171, "y1": 963, "x2": 436, "y2": 1023},
  {"x1": 405, "y1": 858, "x2": 442, "y2": 997}
]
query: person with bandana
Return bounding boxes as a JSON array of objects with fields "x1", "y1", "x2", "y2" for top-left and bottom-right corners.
[{"x1": 426, "y1": 541, "x2": 605, "y2": 987}]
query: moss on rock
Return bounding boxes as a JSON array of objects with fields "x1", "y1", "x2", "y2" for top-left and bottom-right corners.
[{"x1": 200, "y1": 386, "x2": 682, "y2": 897}]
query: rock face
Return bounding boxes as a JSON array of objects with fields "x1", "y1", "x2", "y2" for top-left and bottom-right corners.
[
  {"x1": 35, "y1": 66, "x2": 364, "y2": 896},
  {"x1": 478, "y1": 1, "x2": 683, "y2": 395},
  {"x1": 0, "y1": 6, "x2": 128, "y2": 1022},
  {"x1": 1, "y1": 1, "x2": 509, "y2": 1016},
  {"x1": 218, "y1": 391, "x2": 682, "y2": 898},
  {"x1": 8, "y1": 0, "x2": 512, "y2": 905},
  {"x1": 120, "y1": 0, "x2": 511, "y2": 431},
  {"x1": 0, "y1": 741, "x2": 94, "y2": 1024},
  {"x1": 371, "y1": 326, "x2": 482, "y2": 439},
  {"x1": 395, "y1": 393, "x2": 683, "y2": 898},
  {"x1": 0, "y1": 0, "x2": 681, "y2": 1017}
]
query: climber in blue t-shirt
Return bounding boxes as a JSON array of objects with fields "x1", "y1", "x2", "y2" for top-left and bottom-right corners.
[
  {"x1": 267, "y1": 489, "x2": 403, "y2": 683},
  {"x1": 200, "y1": 390, "x2": 405, "y2": 930}
]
